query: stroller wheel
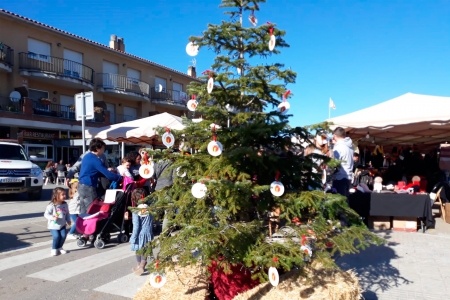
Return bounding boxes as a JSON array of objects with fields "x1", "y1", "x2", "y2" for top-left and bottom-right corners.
[
  {"x1": 117, "y1": 233, "x2": 129, "y2": 243},
  {"x1": 77, "y1": 238, "x2": 87, "y2": 247},
  {"x1": 94, "y1": 239, "x2": 105, "y2": 249}
]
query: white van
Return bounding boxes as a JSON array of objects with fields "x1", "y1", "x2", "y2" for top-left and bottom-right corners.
[{"x1": 0, "y1": 140, "x2": 44, "y2": 200}]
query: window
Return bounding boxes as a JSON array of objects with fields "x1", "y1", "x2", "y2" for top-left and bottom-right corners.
[
  {"x1": 173, "y1": 82, "x2": 183, "y2": 102},
  {"x1": 63, "y1": 49, "x2": 83, "y2": 78},
  {"x1": 60, "y1": 95, "x2": 75, "y2": 119},
  {"x1": 102, "y1": 61, "x2": 119, "y2": 87},
  {"x1": 123, "y1": 106, "x2": 137, "y2": 122},
  {"x1": 155, "y1": 77, "x2": 167, "y2": 92},
  {"x1": 29, "y1": 89, "x2": 50, "y2": 112},
  {"x1": 0, "y1": 145, "x2": 28, "y2": 160},
  {"x1": 106, "y1": 103, "x2": 115, "y2": 124},
  {"x1": 27, "y1": 146, "x2": 46, "y2": 159},
  {"x1": 28, "y1": 38, "x2": 51, "y2": 62}
]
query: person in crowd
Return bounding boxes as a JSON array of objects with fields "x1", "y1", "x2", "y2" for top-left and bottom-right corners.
[
  {"x1": 352, "y1": 152, "x2": 360, "y2": 172},
  {"x1": 65, "y1": 148, "x2": 111, "y2": 186},
  {"x1": 77, "y1": 138, "x2": 121, "y2": 214},
  {"x1": 126, "y1": 150, "x2": 152, "y2": 193},
  {"x1": 117, "y1": 157, "x2": 134, "y2": 180},
  {"x1": 56, "y1": 160, "x2": 67, "y2": 173},
  {"x1": 67, "y1": 179, "x2": 80, "y2": 240},
  {"x1": 331, "y1": 127, "x2": 354, "y2": 197},
  {"x1": 129, "y1": 188, "x2": 153, "y2": 276},
  {"x1": 44, "y1": 187, "x2": 71, "y2": 256},
  {"x1": 44, "y1": 161, "x2": 56, "y2": 184}
]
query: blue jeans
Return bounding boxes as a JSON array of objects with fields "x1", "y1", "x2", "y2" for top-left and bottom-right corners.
[
  {"x1": 50, "y1": 227, "x2": 67, "y2": 250},
  {"x1": 69, "y1": 214, "x2": 78, "y2": 235}
]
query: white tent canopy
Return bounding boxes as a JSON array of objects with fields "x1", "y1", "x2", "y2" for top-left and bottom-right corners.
[
  {"x1": 85, "y1": 112, "x2": 185, "y2": 144},
  {"x1": 327, "y1": 93, "x2": 450, "y2": 149}
]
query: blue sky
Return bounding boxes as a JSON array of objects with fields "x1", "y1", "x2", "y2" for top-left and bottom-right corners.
[{"x1": 3, "y1": 0, "x2": 450, "y2": 127}]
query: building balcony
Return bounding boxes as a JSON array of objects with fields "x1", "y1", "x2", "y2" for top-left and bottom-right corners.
[
  {"x1": 0, "y1": 97, "x2": 109, "y2": 128},
  {"x1": 150, "y1": 87, "x2": 188, "y2": 109},
  {"x1": 0, "y1": 95, "x2": 23, "y2": 114},
  {"x1": 97, "y1": 73, "x2": 150, "y2": 102},
  {"x1": 18, "y1": 52, "x2": 94, "y2": 89},
  {"x1": 0, "y1": 43, "x2": 13, "y2": 72}
]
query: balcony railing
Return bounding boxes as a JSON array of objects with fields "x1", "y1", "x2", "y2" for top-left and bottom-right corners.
[
  {"x1": 111, "y1": 113, "x2": 135, "y2": 124},
  {"x1": 31, "y1": 101, "x2": 103, "y2": 122},
  {"x1": 150, "y1": 87, "x2": 188, "y2": 105},
  {"x1": 18, "y1": 52, "x2": 94, "y2": 85},
  {"x1": 0, "y1": 43, "x2": 13, "y2": 67},
  {"x1": 0, "y1": 96, "x2": 23, "y2": 113},
  {"x1": 97, "y1": 73, "x2": 150, "y2": 96}
]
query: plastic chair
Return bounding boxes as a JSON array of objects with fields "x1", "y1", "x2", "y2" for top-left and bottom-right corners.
[{"x1": 56, "y1": 171, "x2": 65, "y2": 185}]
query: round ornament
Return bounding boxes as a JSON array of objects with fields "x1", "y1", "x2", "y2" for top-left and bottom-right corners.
[
  {"x1": 186, "y1": 42, "x2": 199, "y2": 57},
  {"x1": 270, "y1": 181, "x2": 284, "y2": 196},
  {"x1": 149, "y1": 272, "x2": 167, "y2": 288},
  {"x1": 207, "y1": 141, "x2": 223, "y2": 157},
  {"x1": 322, "y1": 169, "x2": 327, "y2": 185},
  {"x1": 268, "y1": 34, "x2": 276, "y2": 51},
  {"x1": 268, "y1": 267, "x2": 279, "y2": 287},
  {"x1": 137, "y1": 204, "x2": 149, "y2": 217},
  {"x1": 191, "y1": 182, "x2": 207, "y2": 198},
  {"x1": 187, "y1": 99, "x2": 198, "y2": 111},
  {"x1": 176, "y1": 166, "x2": 186, "y2": 178},
  {"x1": 301, "y1": 244, "x2": 313, "y2": 261},
  {"x1": 249, "y1": 14, "x2": 258, "y2": 26},
  {"x1": 277, "y1": 101, "x2": 290, "y2": 114},
  {"x1": 139, "y1": 164, "x2": 154, "y2": 179},
  {"x1": 162, "y1": 132, "x2": 175, "y2": 148},
  {"x1": 207, "y1": 77, "x2": 214, "y2": 94}
]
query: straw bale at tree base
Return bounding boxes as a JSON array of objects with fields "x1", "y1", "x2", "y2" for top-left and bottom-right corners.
[{"x1": 134, "y1": 263, "x2": 361, "y2": 300}]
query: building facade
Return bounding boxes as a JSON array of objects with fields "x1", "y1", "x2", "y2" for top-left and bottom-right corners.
[{"x1": 0, "y1": 9, "x2": 197, "y2": 166}]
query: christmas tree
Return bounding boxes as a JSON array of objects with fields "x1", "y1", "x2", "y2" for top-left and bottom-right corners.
[{"x1": 141, "y1": 0, "x2": 382, "y2": 297}]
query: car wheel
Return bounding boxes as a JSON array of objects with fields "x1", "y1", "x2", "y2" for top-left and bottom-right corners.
[{"x1": 28, "y1": 188, "x2": 42, "y2": 200}]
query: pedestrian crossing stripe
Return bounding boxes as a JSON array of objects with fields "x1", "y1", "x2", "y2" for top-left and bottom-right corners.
[
  {"x1": 94, "y1": 272, "x2": 148, "y2": 298},
  {"x1": 27, "y1": 244, "x2": 134, "y2": 282}
]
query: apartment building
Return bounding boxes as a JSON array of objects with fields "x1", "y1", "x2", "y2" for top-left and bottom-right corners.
[{"x1": 0, "y1": 8, "x2": 198, "y2": 165}]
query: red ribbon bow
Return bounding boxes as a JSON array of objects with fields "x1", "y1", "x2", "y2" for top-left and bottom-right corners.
[
  {"x1": 212, "y1": 125, "x2": 217, "y2": 141},
  {"x1": 272, "y1": 257, "x2": 278, "y2": 263},
  {"x1": 155, "y1": 260, "x2": 159, "y2": 269},
  {"x1": 275, "y1": 170, "x2": 280, "y2": 181},
  {"x1": 202, "y1": 70, "x2": 213, "y2": 78},
  {"x1": 267, "y1": 22, "x2": 274, "y2": 35},
  {"x1": 283, "y1": 90, "x2": 291, "y2": 102},
  {"x1": 164, "y1": 126, "x2": 170, "y2": 133},
  {"x1": 301, "y1": 234, "x2": 306, "y2": 246},
  {"x1": 191, "y1": 94, "x2": 197, "y2": 100}
]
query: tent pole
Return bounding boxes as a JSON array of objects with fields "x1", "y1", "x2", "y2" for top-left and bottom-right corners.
[{"x1": 121, "y1": 142, "x2": 125, "y2": 159}]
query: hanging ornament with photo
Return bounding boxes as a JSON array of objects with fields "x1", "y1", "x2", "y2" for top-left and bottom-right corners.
[
  {"x1": 187, "y1": 94, "x2": 198, "y2": 111},
  {"x1": 191, "y1": 181, "x2": 207, "y2": 198},
  {"x1": 176, "y1": 166, "x2": 186, "y2": 178},
  {"x1": 268, "y1": 257, "x2": 280, "y2": 287},
  {"x1": 248, "y1": 10, "x2": 258, "y2": 26},
  {"x1": 162, "y1": 126, "x2": 175, "y2": 148},
  {"x1": 202, "y1": 70, "x2": 214, "y2": 94},
  {"x1": 278, "y1": 90, "x2": 290, "y2": 114},
  {"x1": 139, "y1": 151, "x2": 154, "y2": 179},
  {"x1": 270, "y1": 170, "x2": 284, "y2": 196},
  {"x1": 300, "y1": 235, "x2": 313, "y2": 262},
  {"x1": 207, "y1": 125, "x2": 223, "y2": 157},
  {"x1": 185, "y1": 39, "x2": 199, "y2": 57},
  {"x1": 267, "y1": 22, "x2": 276, "y2": 51},
  {"x1": 149, "y1": 260, "x2": 167, "y2": 288}
]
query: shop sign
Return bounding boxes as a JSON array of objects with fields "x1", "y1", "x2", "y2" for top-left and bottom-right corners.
[
  {"x1": 60, "y1": 132, "x2": 83, "y2": 139},
  {"x1": 21, "y1": 130, "x2": 58, "y2": 140}
]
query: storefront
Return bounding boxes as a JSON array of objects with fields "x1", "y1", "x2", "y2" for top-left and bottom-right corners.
[{"x1": 19, "y1": 128, "x2": 57, "y2": 168}]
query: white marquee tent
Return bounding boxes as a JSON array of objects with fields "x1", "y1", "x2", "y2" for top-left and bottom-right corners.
[
  {"x1": 85, "y1": 112, "x2": 185, "y2": 144},
  {"x1": 327, "y1": 93, "x2": 450, "y2": 149}
]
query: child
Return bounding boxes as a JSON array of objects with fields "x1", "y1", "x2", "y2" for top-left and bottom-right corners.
[
  {"x1": 44, "y1": 187, "x2": 71, "y2": 256},
  {"x1": 67, "y1": 179, "x2": 80, "y2": 239},
  {"x1": 117, "y1": 157, "x2": 134, "y2": 180},
  {"x1": 129, "y1": 188, "x2": 153, "y2": 275}
]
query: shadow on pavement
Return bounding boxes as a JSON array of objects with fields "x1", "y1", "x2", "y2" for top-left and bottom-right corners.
[
  {"x1": 336, "y1": 231, "x2": 411, "y2": 300},
  {"x1": 0, "y1": 232, "x2": 32, "y2": 252},
  {"x1": 0, "y1": 212, "x2": 44, "y2": 222}
]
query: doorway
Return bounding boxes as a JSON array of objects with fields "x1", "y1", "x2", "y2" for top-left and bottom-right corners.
[{"x1": 56, "y1": 146, "x2": 81, "y2": 165}]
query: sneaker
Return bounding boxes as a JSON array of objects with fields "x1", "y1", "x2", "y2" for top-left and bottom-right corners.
[
  {"x1": 51, "y1": 249, "x2": 59, "y2": 256},
  {"x1": 67, "y1": 234, "x2": 77, "y2": 240},
  {"x1": 58, "y1": 248, "x2": 69, "y2": 254}
]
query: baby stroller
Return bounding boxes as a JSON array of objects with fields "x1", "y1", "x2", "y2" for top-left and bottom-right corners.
[{"x1": 76, "y1": 184, "x2": 133, "y2": 249}]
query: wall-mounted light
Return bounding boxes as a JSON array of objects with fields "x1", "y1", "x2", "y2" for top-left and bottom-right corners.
[
  {"x1": 118, "y1": 103, "x2": 122, "y2": 106},
  {"x1": 169, "y1": 75, "x2": 172, "y2": 81},
  {"x1": 122, "y1": 63, "x2": 126, "y2": 67},
  {"x1": 53, "y1": 91, "x2": 58, "y2": 95},
  {"x1": 366, "y1": 131, "x2": 370, "y2": 139},
  {"x1": 57, "y1": 43, "x2": 61, "y2": 47}
]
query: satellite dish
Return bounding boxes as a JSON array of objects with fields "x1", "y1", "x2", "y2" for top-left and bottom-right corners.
[
  {"x1": 9, "y1": 91, "x2": 20, "y2": 103},
  {"x1": 157, "y1": 84, "x2": 163, "y2": 92}
]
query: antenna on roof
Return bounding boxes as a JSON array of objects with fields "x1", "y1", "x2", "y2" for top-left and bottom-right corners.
[{"x1": 190, "y1": 58, "x2": 197, "y2": 67}]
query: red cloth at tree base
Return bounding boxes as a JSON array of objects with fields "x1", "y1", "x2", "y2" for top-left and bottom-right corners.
[{"x1": 208, "y1": 260, "x2": 260, "y2": 300}]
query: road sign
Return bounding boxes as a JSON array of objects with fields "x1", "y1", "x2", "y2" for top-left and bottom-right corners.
[{"x1": 75, "y1": 92, "x2": 94, "y2": 120}]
